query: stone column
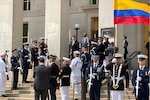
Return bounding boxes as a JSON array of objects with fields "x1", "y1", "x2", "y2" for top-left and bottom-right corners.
[
  {"x1": 0, "y1": 0, "x2": 23, "y2": 56},
  {"x1": 45, "y1": 0, "x2": 69, "y2": 59}
]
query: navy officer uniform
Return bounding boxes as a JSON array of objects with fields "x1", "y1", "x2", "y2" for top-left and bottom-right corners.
[
  {"x1": 47, "y1": 55, "x2": 59, "y2": 100},
  {"x1": 105, "y1": 53, "x2": 126, "y2": 100},
  {"x1": 85, "y1": 54, "x2": 105, "y2": 100},
  {"x1": 10, "y1": 49, "x2": 20, "y2": 89},
  {"x1": 132, "y1": 54, "x2": 149, "y2": 100},
  {"x1": 21, "y1": 42, "x2": 30, "y2": 83}
]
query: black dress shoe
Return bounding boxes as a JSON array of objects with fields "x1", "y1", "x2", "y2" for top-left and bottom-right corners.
[{"x1": 1, "y1": 95, "x2": 7, "y2": 97}]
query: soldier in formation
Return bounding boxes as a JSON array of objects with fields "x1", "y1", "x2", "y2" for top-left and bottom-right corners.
[{"x1": 132, "y1": 54, "x2": 149, "y2": 100}]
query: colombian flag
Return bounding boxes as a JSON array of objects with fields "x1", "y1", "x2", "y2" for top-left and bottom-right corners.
[{"x1": 114, "y1": 0, "x2": 150, "y2": 25}]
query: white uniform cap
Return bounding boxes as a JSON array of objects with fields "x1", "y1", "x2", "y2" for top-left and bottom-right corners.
[
  {"x1": 73, "y1": 51, "x2": 80, "y2": 54},
  {"x1": 91, "y1": 41, "x2": 97, "y2": 45},
  {"x1": 63, "y1": 57, "x2": 70, "y2": 61},
  {"x1": 37, "y1": 56, "x2": 45, "y2": 60},
  {"x1": 104, "y1": 34, "x2": 110, "y2": 38},
  {"x1": 114, "y1": 53, "x2": 123, "y2": 58},
  {"x1": 23, "y1": 42, "x2": 29, "y2": 45},
  {"x1": 0, "y1": 53, "x2": 6, "y2": 56},
  {"x1": 137, "y1": 54, "x2": 148, "y2": 61},
  {"x1": 91, "y1": 55, "x2": 99, "y2": 58},
  {"x1": 39, "y1": 37, "x2": 45, "y2": 40}
]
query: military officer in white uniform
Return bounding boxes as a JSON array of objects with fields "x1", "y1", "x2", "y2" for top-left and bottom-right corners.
[
  {"x1": 70, "y1": 51, "x2": 83, "y2": 100},
  {"x1": 0, "y1": 53, "x2": 8, "y2": 97}
]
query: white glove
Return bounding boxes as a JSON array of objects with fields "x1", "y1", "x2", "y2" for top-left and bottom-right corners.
[
  {"x1": 89, "y1": 74, "x2": 94, "y2": 79},
  {"x1": 4, "y1": 72, "x2": 8, "y2": 75},
  {"x1": 17, "y1": 67, "x2": 22, "y2": 70},
  {"x1": 27, "y1": 59, "x2": 31, "y2": 62},
  {"x1": 137, "y1": 76, "x2": 142, "y2": 81}
]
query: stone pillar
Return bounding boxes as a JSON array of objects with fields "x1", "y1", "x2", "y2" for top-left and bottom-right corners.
[
  {"x1": 45, "y1": 0, "x2": 69, "y2": 59},
  {"x1": 0, "y1": 0, "x2": 23, "y2": 56}
]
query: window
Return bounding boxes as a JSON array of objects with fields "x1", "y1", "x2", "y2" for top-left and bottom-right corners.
[
  {"x1": 69, "y1": 0, "x2": 71, "y2": 7},
  {"x1": 91, "y1": 0, "x2": 99, "y2": 5},
  {"x1": 23, "y1": 0, "x2": 31, "y2": 11},
  {"x1": 23, "y1": 24, "x2": 28, "y2": 43}
]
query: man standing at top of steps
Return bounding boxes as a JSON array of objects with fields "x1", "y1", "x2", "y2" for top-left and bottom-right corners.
[
  {"x1": 33, "y1": 56, "x2": 51, "y2": 100},
  {"x1": 0, "y1": 53, "x2": 8, "y2": 97}
]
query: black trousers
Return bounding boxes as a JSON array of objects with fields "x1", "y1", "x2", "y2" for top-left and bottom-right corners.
[
  {"x1": 12, "y1": 69, "x2": 19, "y2": 89},
  {"x1": 23, "y1": 68, "x2": 28, "y2": 82},
  {"x1": 34, "y1": 89, "x2": 48, "y2": 100}
]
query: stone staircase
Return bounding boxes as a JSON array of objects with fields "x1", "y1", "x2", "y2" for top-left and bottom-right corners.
[{"x1": 0, "y1": 69, "x2": 149, "y2": 100}]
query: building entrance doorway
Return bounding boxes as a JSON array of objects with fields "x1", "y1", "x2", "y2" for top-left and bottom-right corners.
[{"x1": 91, "y1": 17, "x2": 98, "y2": 41}]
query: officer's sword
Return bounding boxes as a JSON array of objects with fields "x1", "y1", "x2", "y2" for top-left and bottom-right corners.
[
  {"x1": 88, "y1": 65, "x2": 93, "y2": 91},
  {"x1": 135, "y1": 70, "x2": 140, "y2": 99}
]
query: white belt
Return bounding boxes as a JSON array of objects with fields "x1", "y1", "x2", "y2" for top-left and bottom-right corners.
[
  {"x1": 111, "y1": 76, "x2": 124, "y2": 80},
  {"x1": 62, "y1": 75, "x2": 69, "y2": 78}
]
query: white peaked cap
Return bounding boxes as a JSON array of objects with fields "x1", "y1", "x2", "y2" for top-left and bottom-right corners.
[
  {"x1": 73, "y1": 51, "x2": 80, "y2": 54},
  {"x1": 0, "y1": 53, "x2": 5, "y2": 56},
  {"x1": 104, "y1": 34, "x2": 110, "y2": 38},
  {"x1": 63, "y1": 57, "x2": 70, "y2": 61},
  {"x1": 91, "y1": 41, "x2": 97, "y2": 45},
  {"x1": 114, "y1": 53, "x2": 123, "y2": 58},
  {"x1": 137, "y1": 54, "x2": 148, "y2": 59}
]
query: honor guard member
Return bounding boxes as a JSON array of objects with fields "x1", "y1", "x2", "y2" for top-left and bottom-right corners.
[
  {"x1": 132, "y1": 54, "x2": 149, "y2": 100},
  {"x1": 70, "y1": 51, "x2": 83, "y2": 100},
  {"x1": 10, "y1": 49, "x2": 20, "y2": 90},
  {"x1": 47, "y1": 55, "x2": 59, "y2": 100},
  {"x1": 39, "y1": 37, "x2": 48, "y2": 58},
  {"x1": 85, "y1": 54, "x2": 105, "y2": 100},
  {"x1": 90, "y1": 41, "x2": 97, "y2": 55},
  {"x1": 59, "y1": 57, "x2": 71, "y2": 100},
  {"x1": 31, "y1": 40, "x2": 39, "y2": 67},
  {"x1": 0, "y1": 53, "x2": 8, "y2": 97},
  {"x1": 106, "y1": 53, "x2": 126, "y2": 100},
  {"x1": 81, "y1": 44, "x2": 91, "y2": 98},
  {"x1": 95, "y1": 37, "x2": 105, "y2": 62},
  {"x1": 21, "y1": 42, "x2": 30, "y2": 83}
]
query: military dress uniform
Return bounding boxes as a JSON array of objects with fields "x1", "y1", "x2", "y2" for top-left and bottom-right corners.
[
  {"x1": 10, "y1": 50, "x2": 20, "y2": 89},
  {"x1": 39, "y1": 42, "x2": 48, "y2": 56},
  {"x1": 132, "y1": 54, "x2": 149, "y2": 100},
  {"x1": 31, "y1": 45, "x2": 39, "y2": 67},
  {"x1": 48, "y1": 61, "x2": 59, "y2": 100},
  {"x1": 59, "y1": 59, "x2": 72, "y2": 100},
  {"x1": 106, "y1": 54, "x2": 126, "y2": 100},
  {"x1": 70, "y1": 51, "x2": 83, "y2": 100},
  {"x1": 21, "y1": 47, "x2": 30, "y2": 83},
  {"x1": 85, "y1": 56, "x2": 105, "y2": 100}
]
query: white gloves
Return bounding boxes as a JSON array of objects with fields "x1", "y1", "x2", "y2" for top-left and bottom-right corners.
[
  {"x1": 137, "y1": 76, "x2": 142, "y2": 81},
  {"x1": 4, "y1": 72, "x2": 8, "y2": 75},
  {"x1": 112, "y1": 58, "x2": 117, "y2": 63}
]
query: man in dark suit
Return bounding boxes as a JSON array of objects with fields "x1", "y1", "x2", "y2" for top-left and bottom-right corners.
[
  {"x1": 95, "y1": 37, "x2": 105, "y2": 62},
  {"x1": 47, "y1": 55, "x2": 59, "y2": 100},
  {"x1": 69, "y1": 35, "x2": 79, "y2": 59},
  {"x1": 123, "y1": 36, "x2": 128, "y2": 60},
  {"x1": 33, "y1": 56, "x2": 51, "y2": 100}
]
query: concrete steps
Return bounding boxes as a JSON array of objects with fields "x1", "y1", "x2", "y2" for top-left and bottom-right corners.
[{"x1": 0, "y1": 69, "x2": 149, "y2": 100}]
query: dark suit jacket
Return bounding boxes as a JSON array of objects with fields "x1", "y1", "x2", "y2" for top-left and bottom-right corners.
[
  {"x1": 34, "y1": 64, "x2": 51, "y2": 90},
  {"x1": 49, "y1": 63, "x2": 59, "y2": 87},
  {"x1": 69, "y1": 40, "x2": 79, "y2": 53}
]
